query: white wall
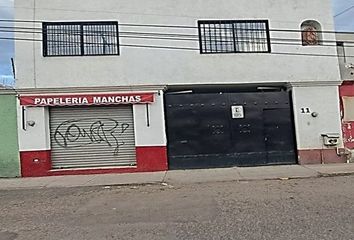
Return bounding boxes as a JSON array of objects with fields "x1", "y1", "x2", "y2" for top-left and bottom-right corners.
[
  {"x1": 17, "y1": 105, "x2": 51, "y2": 151},
  {"x1": 15, "y1": 0, "x2": 341, "y2": 89},
  {"x1": 133, "y1": 91, "x2": 166, "y2": 146},
  {"x1": 292, "y1": 85, "x2": 343, "y2": 150},
  {"x1": 336, "y1": 34, "x2": 354, "y2": 81}
]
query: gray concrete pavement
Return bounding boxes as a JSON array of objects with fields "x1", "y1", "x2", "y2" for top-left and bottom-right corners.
[
  {"x1": 0, "y1": 175, "x2": 354, "y2": 240},
  {"x1": 304, "y1": 163, "x2": 354, "y2": 175},
  {"x1": 1, "y1": 164, "x2": 354, "y2": 190},
  {"x1": 0, "y1": 171, "x2": 167, "y2": 189}
]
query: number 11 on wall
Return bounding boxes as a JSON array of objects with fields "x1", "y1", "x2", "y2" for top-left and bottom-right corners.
[{"x1": 300, "y1": 108, "x2": 311, "y2": 114}]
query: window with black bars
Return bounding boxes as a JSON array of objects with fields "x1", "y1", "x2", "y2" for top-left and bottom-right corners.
[
  {"x1": 198, "y1": 20, "x2": 271, "y2": 54},
  {"x1": 43, "y1": 22, "x2": 119, "y2": 57}
]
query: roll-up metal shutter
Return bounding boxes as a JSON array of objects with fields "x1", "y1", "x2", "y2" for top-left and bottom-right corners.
[{"x1": 50, "y1": 106, "x2": 136, "y2": 169}]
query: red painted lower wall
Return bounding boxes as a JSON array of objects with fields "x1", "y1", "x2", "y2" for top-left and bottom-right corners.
[
  {"x1": 20, "y1": 150, "x2": 52, "y2": 177},
  {"x1": 136, "y1": 146, "x2": 168, "y2": 171},
  {"x1": 298, "y1": 149, "x2": 346, "y2": 165},
  {"x1": 20, "y1": 147, "x2": 345, "y2": 177},
  {"x1": 20, "y1": 146, "x2": 168, "y2": 177},
  {"x1": 342, "y1": 122, "x2": 354, "y2": 149}
]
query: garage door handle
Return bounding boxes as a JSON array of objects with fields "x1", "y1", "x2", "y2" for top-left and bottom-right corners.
[{"x1": 180, "y1": 140, "x2": 188, "y2": 144}]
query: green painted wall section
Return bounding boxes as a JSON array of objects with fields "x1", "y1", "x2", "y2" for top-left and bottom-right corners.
[{"x1": 0, "y1": 94, "x2": 20, "y2": 178}]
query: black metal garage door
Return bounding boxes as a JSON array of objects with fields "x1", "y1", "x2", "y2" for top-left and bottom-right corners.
[{"x1": 165, "y1": 91, "x2": 297, "y2": 169}]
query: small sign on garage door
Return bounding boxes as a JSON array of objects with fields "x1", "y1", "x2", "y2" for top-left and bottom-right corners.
[{"x1": 231, "y1": 106, "x2": 245, "y2": 119}]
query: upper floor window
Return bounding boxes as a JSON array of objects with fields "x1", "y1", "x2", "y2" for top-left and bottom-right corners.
[
  {"x1": 301, "y1": 20, "x2": 322, "y2": 46},
  {"x1": 198, "y1": 20, "x2": 271, "y2": 54},
  {"x1": 43, "y1": 21, "x2": 119, "y2": 57}
]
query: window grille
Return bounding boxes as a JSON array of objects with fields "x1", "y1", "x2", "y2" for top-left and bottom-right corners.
[
  {"x1": 198, "y1": 20, "x2": 271, "y2": 54},
  {"x1": 43, "y1": 22, "x2": 119, "y2": 57}
]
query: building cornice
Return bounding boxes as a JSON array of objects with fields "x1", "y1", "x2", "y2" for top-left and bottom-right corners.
[
  {"x1": 287, "y1": 81, "x2": 343, "y2": 88},
  {"x1": 16, "y1": 85, "x2": 168, "y2": 95}
]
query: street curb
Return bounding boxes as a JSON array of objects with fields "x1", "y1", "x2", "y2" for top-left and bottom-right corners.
[
  {"x1": 0, "y1": 181, "x2": 165, "y2": 191},
  {"x1": 317, "y1": 172, "x2": 354, "y2": 178},
  {"x1": 1, "y1": 171, "x2": 354, "y2": 191}
]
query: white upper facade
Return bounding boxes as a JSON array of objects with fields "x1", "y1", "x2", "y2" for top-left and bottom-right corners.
[
  {"x1": 15, "y1": 0, "x2": 341, "y2": 89},
  {"x1": 337, "y1": 33, "x2": 354, "y2": 81}
]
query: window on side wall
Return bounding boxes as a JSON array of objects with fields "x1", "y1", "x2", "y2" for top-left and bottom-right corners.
[
  {"x1": 198, "y1": 20, "x2": 271, "y2": 54},
  {"x1": 343, "y1": 97, "x2": 354, "y2": 121},
  {"x1": 43, "y1": 21, "x2": 119, "y2": 57}
]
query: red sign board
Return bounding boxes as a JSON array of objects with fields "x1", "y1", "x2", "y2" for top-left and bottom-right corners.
[{"x1": 20, "y1": 93, "x2": 155, "y2": 107}]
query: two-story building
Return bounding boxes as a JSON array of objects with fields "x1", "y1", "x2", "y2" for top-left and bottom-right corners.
[
  {"x1": 15, "y1": 0, "x2": 346, "y2": 177},
  {"x1": 337, "y1": 33, "x2": 354, "y2": 161}
]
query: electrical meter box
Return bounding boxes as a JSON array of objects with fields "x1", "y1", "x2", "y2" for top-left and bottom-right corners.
[{"x1": 321, "y1": 133, "x2": 340, "y2": 147}]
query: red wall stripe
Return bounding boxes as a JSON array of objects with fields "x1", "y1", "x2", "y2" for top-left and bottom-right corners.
[{"x1": 20, "y1": 146, "x2": 168, "y2": 177}]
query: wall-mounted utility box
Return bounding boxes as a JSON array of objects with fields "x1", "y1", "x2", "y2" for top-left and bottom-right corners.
[{"x1": 321, "y1": 133, "x2": 340, "y2": 147}]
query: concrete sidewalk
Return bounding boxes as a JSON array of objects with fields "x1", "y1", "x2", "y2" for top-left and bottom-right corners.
[{"x1": 1, "y1": 163, "x2": 354, "y2": 190}]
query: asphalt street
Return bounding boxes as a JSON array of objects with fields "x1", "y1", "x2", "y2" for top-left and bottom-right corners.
[{"x1": 0, "y1": 176, "x2": 353, "y2": 240}]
